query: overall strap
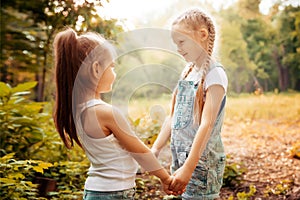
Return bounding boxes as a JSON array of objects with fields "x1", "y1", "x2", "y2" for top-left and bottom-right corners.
[{"x1": 217, "y1": 96, "x2": 226, "y2": 116}]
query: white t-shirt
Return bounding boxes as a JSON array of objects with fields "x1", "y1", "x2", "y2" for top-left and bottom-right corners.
[{"x1": 183, "y1": 62, "x2": 228, "y2": 93}]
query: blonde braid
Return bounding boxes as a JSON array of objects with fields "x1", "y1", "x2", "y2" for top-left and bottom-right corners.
[
  {"x1": 191, "y1": 10, "x2": 216, "y2": 124},
  {"x1": 171, "y1": 9, "x2": 216, "y2": 125}
]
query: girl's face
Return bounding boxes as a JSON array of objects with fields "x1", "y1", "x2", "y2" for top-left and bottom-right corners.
[
  {"x1": 97, "y1": 61, "x2": 116, "y2": 93},
  {"x1": 171, "y1": 26, "x2": 207, "y2": 64}
]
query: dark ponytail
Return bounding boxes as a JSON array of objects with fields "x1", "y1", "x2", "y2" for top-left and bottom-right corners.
[
  {"x1": 53, "y1": 28, "x2": 110, "y2": 149},
  {"x1": 53, "y1": 28, "x2": 81, "y2": 149}
]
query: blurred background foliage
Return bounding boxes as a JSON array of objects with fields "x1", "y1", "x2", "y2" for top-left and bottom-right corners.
[{"x1": 1, "y1": 0, "x2": 300, "y2": 101}]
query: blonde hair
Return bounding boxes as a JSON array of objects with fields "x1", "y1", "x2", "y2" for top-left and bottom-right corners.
[{"x1": 171, "y1": 8, "x2": 216, "y2": 125}]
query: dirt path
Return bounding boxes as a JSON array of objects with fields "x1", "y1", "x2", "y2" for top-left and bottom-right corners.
[
  {"x1": 221, "y1": 118, "x2": 300, "y2": 199},
  {"x1": 136, "y1": 118, "x2": 300, "y2": 199}
]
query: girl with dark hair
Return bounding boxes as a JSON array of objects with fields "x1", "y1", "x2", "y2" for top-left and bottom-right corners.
[{"x1": 53, "y1": 28, "x2": 181, "y2": 199}]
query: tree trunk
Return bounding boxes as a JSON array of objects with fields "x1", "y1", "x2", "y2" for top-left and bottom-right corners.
[
  {"x1": 263, "y1": 79, "x2": 268, "y2": 92},
  {"x1": 36, "y1": 30, "x2": 52, "y2": 102},
  {"x1": 273, "y1": 48, "x2": 289, "y2": 91},
  {"x1": 35, "y1": 57, "x2": 46, "y2": 102},
  {"x1": 40, "y1": 51, "x2": 47, "y2": 102},
  {"x1": 0, "y1": 64, "x2": 8, "y2": 83}
]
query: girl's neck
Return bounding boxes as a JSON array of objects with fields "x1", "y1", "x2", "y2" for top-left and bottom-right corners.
[
  {"x1": 194, "y1": 56, "x2": 215, "y2": 71},
  {"x1": 194, "y1": 52, "x2": 208, "y2": 68},
  {"x1": 194, "y1": 60, "x2": 206, "y2": 71}
]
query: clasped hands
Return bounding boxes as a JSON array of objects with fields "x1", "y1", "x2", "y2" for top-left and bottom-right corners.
[{"x1": 161, "y1": 165, "x2": 193, "y2": 195}]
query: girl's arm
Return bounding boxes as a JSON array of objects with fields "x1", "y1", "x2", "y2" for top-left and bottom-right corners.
[
  {"x1": 151, "y1": 116, "x2": 172, "y2": 157},
  {"x1": 96, "y1": 105, "x2": 176, "y2": 194},
  {"x1": 169, "y1": 85, "x2": 225, "y2": 191}
]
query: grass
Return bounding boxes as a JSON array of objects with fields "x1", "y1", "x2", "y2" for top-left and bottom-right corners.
[
  {"x1": 225, "y1": 92, "x2": 300, "y2": 122},
  {"x1": 127, "y1": 92, "x2": 300, "y2": 122}
]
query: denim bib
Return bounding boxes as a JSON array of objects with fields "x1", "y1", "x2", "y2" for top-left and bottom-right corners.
[{"x1": 171, "y1": 78, "x2": 226, "y2": 199}]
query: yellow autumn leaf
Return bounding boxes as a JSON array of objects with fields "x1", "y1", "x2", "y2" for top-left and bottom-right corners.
[
  {"x1": 38, "y1": 162, "x2": 53, "y2": 169},
  {"x1": 32, "y1": 166, "x2": 44, "y2": 173},
  {"x1": 0, "y1": 153, "x2": 15, "y2": 161},
  {"x1": 8, "y1": 173, "x2": 25, "y2": 180},
  {"x1": 290, "y1": 142, "x2": 300, "y2": 159},
  {"x1": 25, "y1": 181, "x2": 38, "y2": 188},
  {"x1": 0, "y1": 178, "x2": 16, "y2": 184}
]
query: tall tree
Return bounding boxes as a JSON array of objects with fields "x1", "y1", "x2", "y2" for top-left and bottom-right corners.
[
  {"x1": 1, "y1": 0, "x2": 123, "y2": 101},
  {"x1": 240, "y1": 18, "x2": 276, "y2": 91},
  {"x1": 272, "y1": 5, "x2": 300, "y2": 91},
  {"x1": 218, "y1": 7, "x2": 257, "y2": 93}
]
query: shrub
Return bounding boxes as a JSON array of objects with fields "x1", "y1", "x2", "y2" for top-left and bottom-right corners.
[
  {"x1": 0, "y1": 81, "x2": 86, "y2": 162},
  {"x1": 0, "y1": 153, "x2": 52, "y2": 199},
  {"x1": 0, "y1": 82, "x2": 46, "y2": 159},
  {"x1": 223, "y1": 155, "x2": 247, "y2": 187}
]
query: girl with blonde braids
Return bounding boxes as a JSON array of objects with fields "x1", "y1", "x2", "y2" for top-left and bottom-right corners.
[{"x1": 152, "y1": 8, "x2": 228, "y2": 199}]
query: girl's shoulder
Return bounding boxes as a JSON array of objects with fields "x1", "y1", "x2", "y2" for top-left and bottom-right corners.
[
  {"x1": 93, "y1": 104, "x2": 129, "y2": 127},
  {"x1": 92, "y1": 103, "x2": 120, "y2": 117},
  {"x1": 208, "y1": 62, "x2": 226, "y2": 76},
  {"x1": 205, "y1": 63, "x2": 228, "y2": 91}
]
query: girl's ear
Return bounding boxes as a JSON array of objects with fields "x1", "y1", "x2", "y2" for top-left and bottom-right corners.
[
  {"x1": 92, "y1": 61, "x2": 101, "y2": 77},
  {"x1": 199, "y1": 28, "x2": 209, "y2": 41}
]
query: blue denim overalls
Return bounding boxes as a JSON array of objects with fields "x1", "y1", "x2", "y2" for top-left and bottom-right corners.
[{"x1": 171, "y1": 67, "x2": 226, "y2": 200}]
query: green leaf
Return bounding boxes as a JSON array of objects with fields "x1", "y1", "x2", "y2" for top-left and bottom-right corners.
[
  {"x1": 12, "y1": 117, "x2": 34, "y2": 124},
  {"x1": 11, "y1": 82, "x2": 37, "y2": 94},
  {"x1": 0, "y1": 82, "x2": 11, "y2": 97}
]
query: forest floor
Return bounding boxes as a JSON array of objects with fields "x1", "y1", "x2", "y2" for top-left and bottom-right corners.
[{"x1": 135, "y1": 117, "x2": 300, "y2": 200}]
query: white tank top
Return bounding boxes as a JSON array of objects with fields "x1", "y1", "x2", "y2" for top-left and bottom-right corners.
[{"x1": 75, "y1": 99, "x2": 138, "y2": 191}]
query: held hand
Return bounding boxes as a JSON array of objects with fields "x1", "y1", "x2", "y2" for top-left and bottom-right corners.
[
  {"x1": 169, "y1": 165, "x2": 193, "y2": 194},
  {"x1": 161, "y1": 175, "x2": 174, "y2": 195}
]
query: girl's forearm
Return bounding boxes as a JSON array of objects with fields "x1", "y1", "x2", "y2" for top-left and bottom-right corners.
[
  {"x1": 151, "y1": 116, "x2": 172, "y2": 153},
  {"x1": 150, "y1": 167, "x2": 170, "y2": 182},
  {"x1": 184, "y1": 86, "x2": 224, "y2": 171},
  {"x1": 184, "y1": 123, "x2": 212, "y2": 171}
]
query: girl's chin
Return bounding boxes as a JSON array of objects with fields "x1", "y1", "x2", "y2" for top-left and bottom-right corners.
[{"x1": 99, "y1": 88, "x2": 112, "y2": 94}]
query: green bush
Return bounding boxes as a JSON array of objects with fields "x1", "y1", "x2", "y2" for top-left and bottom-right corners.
[
  {"x1": 0, "y1": 81, "x2": 86, "y2": 162},
  {"x1": 0, "y1": 153, "x2": 52, "y2": 199},
  {"x1": 223, "y1": 155, "x2": 247, "y2": 187},
  {"x1": 0, "y1": 153, "x2": 89, "y2": 199},
  {"x1": 44, "y1": 160, "x2": 89, "y2": 199},
  {"x1": 236, "y1": 185, "x2": 257, "y2": 200},
  {"x1": 0, "y1": 81, "x2": 89, "y2": 198},
  {"x1": 0, "y1": 81, "x2": 47, "y2": 159}
]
